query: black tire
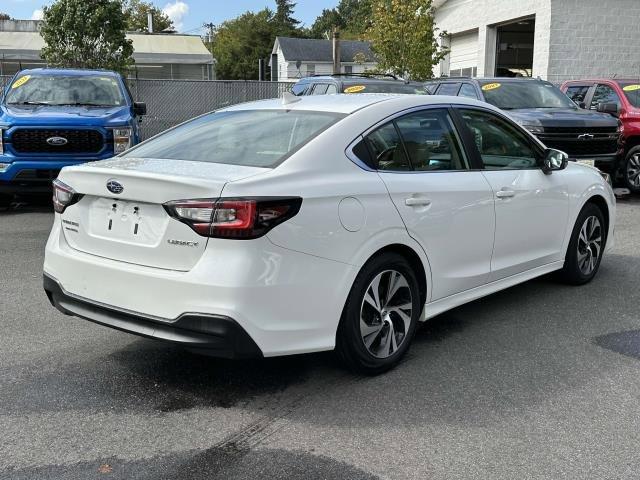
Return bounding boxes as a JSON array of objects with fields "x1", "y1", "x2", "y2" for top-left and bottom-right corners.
[
  {"x1": 0, "y1": 193, "x2": 12, "y2": 210},
  {"x1": 622, "y1": 146, "x2": 640, "y2": 193},
  {"x1": 560, "y1": 203, "x2": 606, "y2": 285},
  {"x1": 336, "y1": 252, "x2": 421, "y2": 375}
]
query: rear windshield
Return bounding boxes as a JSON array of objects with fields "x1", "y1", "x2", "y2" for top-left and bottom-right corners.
[
  {"x1": 123, "y1": 110, "x2": 345, "y2": 168},
  {"x1": 478, "y1": 81, "x2": 577, "y2": 109},
  {"x1": 342, "y1": 82, "x2": 427, "y2": 95},
  {"x1": 618, "y1": 82, "x2": 640, "y2": 108},
  {"x1": 4, "y1": 74, "x2": 126, "y2": 107}
]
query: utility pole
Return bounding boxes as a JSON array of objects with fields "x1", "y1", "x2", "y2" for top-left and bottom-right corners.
[{"x1": 203, "y1": 22, "x2": 215, "y2": 55}]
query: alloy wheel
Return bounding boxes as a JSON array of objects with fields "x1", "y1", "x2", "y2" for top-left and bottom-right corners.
[
  {"x1": 577, "y1": 215, "x2": 602, "y2": 275},
  {"x1": 627, "y1": 154, "x2": 640, "y2": 188},
  {"x1": 360, "y1": 270, "x2": 413, "y2": 359}
]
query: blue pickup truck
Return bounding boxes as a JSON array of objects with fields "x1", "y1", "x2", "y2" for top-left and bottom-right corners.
[{"x1": 0, "y1": 68, "x2": 146, "y2": 207}]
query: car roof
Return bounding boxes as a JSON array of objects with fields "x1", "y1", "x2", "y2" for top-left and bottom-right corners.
[
  {"x1": 432, "y1": 77, "x2": 546, "y2": 83},
  {"x1": 222, "y1": 93, "x2": 492, "y2": 115},
  {"x1": 563, "y1": 78, "x2": 640, "y2": 83},
  {"x1": 16, "y1": 68, "x2": 120, "y2": 77},
  {"x1": 299, "y1": 75, "x2": 408, "y2": 84}
]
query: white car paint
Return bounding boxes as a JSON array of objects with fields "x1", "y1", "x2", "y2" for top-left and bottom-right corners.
[{"x1": 44, "y1": 94, "x2": 616, "y2": 357}]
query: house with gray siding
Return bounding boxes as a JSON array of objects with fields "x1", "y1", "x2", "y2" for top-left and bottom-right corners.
[{"x1": 270, "y1": 36, "x2": 378, "y2": 82}]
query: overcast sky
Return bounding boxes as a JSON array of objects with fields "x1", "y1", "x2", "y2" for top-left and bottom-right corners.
[{"x1": 3, "y1": 0, "x2": 340, "y2": 34}]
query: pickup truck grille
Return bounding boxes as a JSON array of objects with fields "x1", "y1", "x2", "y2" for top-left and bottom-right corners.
[
  {"x1": 537, "y1": 126, "x2": 619, "y2": 157},
  {"x1": 11, "y1": 129, "x2": 104, "y2": 154}
]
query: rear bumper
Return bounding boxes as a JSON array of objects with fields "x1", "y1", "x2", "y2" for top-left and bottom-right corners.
[
  {"x1": 43, "y1": 215, "x2": 357, "y2": 357},
  {"x1": 44, "y1": 274, "x2": 263, "y2": 358}
]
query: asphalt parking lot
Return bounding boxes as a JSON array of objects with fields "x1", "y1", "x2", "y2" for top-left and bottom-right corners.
[{"x1": 1, "y1": 196, "x2": 639, "y2": 480}]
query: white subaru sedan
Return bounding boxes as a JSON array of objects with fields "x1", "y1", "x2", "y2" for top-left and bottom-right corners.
[{"x1": 44, "y1": 94, "x2": 615, "y2": 374}]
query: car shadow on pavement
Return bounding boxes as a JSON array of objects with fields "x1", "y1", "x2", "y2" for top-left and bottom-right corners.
[
  {"x1": 0, "y1": 196, "x2": 52, "y2": 216},
  {"x1": 1, "y1": 447, "x2": 381, "y2": 480}
]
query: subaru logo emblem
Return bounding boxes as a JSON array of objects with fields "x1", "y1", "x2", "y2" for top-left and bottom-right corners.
[
  {"x1": 106, "y1": 180, "x2": 124, "y2": 195},
  {"x1": 46, "y1": 136, "x2": 68, "y2": 146}
]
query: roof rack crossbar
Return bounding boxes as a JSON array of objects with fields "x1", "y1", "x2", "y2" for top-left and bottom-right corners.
[{"x1": 310, "y1": 73, "x2": 399, "y2": 80}]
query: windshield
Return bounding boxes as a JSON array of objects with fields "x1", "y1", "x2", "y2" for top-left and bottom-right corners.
[
  {"x1": 123, "y1": 110, "x2": 345, "y2": 168},
  {"x1": 479, "y1": 81, "x2": 576, "y2": 109},
  {"x1": 343, "y1": 82, "x2": 427, "y2": 95},
  {"x1": 618, "y1": 82, "x2": 640, "y2": 108},
  {"x1": 4, "y1": 74, "x2": 126, "y2": 107}
]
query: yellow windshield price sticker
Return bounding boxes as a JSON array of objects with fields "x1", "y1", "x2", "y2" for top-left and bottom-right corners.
[
  {"x1": 481, "y1": 82, "x2": 501, "y2": 91},
  {"x1": 623, "y1": 84, "x2": 640, "y2": 92},
  {"x1": 344, "y1": 85, "x2": 366, "y2": 93},
  {"x1": 11, "y1": 75, "x2": 31, "y2": 89}
]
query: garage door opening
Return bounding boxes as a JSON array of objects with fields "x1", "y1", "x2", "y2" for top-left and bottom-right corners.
[{"x1": 495, "y1": 17, "x2": 534, "y2": 77}]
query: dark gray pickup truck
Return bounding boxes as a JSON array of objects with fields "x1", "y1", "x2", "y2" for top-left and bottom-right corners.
[{"x1": 426, "y1": 77, "x2": 621, "y2": 173}]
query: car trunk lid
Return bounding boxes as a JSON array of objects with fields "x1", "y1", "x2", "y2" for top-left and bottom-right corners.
[{"x1": 58, "y1": 157, "x2": 269, "y2": 271}]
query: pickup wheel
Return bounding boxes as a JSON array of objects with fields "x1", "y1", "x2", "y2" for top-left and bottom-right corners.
[
  {"x1": 0, "y1": 194, "x2": 12, "y2": 210},
  {"x1": 623, "y1": 146, "x2": 640, "y2": 193},
  {"x1": 560, "y1": 203, "x2": 606, "y2": 285}
]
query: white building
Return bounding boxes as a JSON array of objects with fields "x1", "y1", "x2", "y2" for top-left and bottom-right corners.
[
  {"x1": 433, "y1": 0, "x2": 640, "y2": 82},
  {"x1": 270, "y1": 36, "x2": 378, "y2": 82}
]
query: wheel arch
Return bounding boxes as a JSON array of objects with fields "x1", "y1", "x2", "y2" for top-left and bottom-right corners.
[
  {"x1": 584, "y1": 194, "x2": 610, "y2": 236},
  {"x1": 362, "y1": 243, "x2": 429, "y2": 308}
]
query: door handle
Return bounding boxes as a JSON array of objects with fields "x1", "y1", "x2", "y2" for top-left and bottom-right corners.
[
  {"x1": 405, "y1": 197, "x2": 432, "y2": 207},
  {"x1": 495, "y1": 189, "x2": 516, "y2": 199}
]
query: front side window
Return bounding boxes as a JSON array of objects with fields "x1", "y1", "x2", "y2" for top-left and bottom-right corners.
[
  {"x1": 458, "y1": 109, "x2": 538, "y2": 170},
  {"x1": 565, "y1": 85, "x2": 591, "y2": 105},
  {"x1": 364, "y1": 123, "x2": 411, "y2": 171},
  {"x1": 395, "y1": 109, "x2": 468, "y2": 171},
  {"x1": 5, "y1": 74, "x2": 126, "y2": 106},
  {"x1": 590, "y1": 84, "x2": 621, "y2": 110},
  {"x1": 478, "y1": 81, "x2": 577, "y2": 110},
  {"x1": 123, "y1": 110, "x2": 344, "y2": 168}
]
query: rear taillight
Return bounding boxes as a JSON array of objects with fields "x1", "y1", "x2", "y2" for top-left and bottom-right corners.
[
  {"x1": 52, "y1": 179, "x2": 83, "y2": 214},
  {"x1": 163, "y1": 197, "x2": 302, "y2": 239}
]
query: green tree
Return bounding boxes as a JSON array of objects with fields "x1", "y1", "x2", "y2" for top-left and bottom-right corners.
[
  {"x1": 273, "y1": 0, "x2": 301, "y2": 37},
  {"x1": 309, "y1": 0, "x2": 372, "y2": 39},
  {"x1": 212, "y1": 9, "x2": 276, "y2": 80},
  {"x1": 0, "y1": 12, "x2": 11, "y2": 20},
  {"x1": 125, "y1": 0, "x2": 173, "y2": 32},
  {"x1": 40, "y1": 0, "x2": 134, "y2": 73},
  {"x1": 367, "y1": 0, "x2": 446, "y2": 80}
]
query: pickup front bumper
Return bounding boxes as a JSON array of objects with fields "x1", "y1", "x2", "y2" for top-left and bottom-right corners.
[{"x1": 0, "y1": 159, "x2": 95, "y2": 194}]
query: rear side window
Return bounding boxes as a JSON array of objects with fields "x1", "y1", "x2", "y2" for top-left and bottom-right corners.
[
  {"x1": 291, "y1": 83, "x2": 308, "y2": 96},
  {"x1": 325, "y1": 84, "x2": 338, "y2": 94},
  {"x1": 311, "y1": 84, "x2": 329, "y2": 95},
  {"x1": 458, "y1": 83, "x2": 479, "y2": 99},
  {"x1": 565, "y1": 85, "x2": 590, "y2": 105},
  {"x1": 123, "y1": 110, "x2": 345, "y2": 168},
  {"x1": 364, "y1": 123, "x2": 411, "y2": 171},
  {"x1": 395, "y1": 109, "x2": 468, "y2": 171},
  {"x1": 435, "y1": 83, "x2": 461, "y2": 96}
]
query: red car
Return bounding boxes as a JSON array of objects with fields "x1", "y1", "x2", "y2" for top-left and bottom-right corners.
[{"x1": 561, "y1": 79, "x2": 640, "y2": 193}]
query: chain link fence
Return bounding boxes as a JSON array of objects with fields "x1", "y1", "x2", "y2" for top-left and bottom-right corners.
[
  {"x1": 128, "y1": 79, "x2": 292, "y2": 139},
  {"x1": 0, "y1": 75, "x2": 292, "y2": 140}
]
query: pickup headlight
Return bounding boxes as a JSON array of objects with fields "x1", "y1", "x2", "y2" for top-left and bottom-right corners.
[
  {"x1": 112, "y1": 128, "x2": 132, "y2": 154},
  {"x1": 523, "y1": 125, "x2": 544, "y2": 134}
]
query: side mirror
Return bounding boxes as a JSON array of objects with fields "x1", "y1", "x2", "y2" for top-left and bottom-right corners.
[
  {"x1": 596, "y1": 102, "x2": 618, "y2": 116},
  {"x1": 541, "y1": 148, "x2": 569, "y2": 174},
  {"x1": 133, "y1": 102, "x2": 147, "y2": 116},
  {"x1": 578, "y1": 101, "x2": 586, "y2": 109}
]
